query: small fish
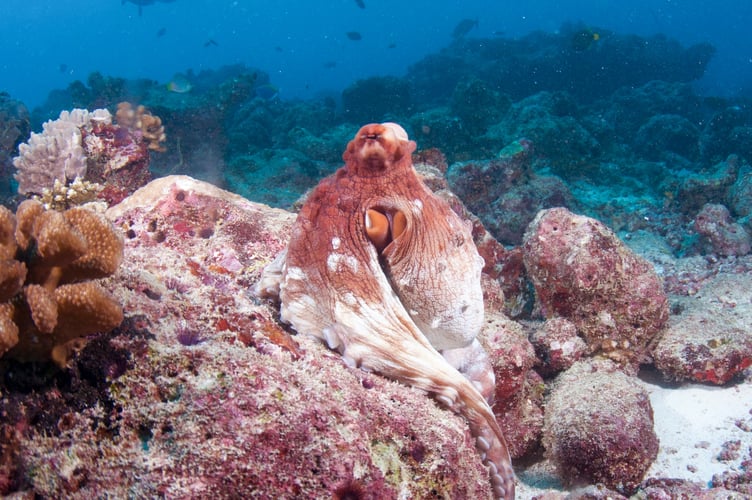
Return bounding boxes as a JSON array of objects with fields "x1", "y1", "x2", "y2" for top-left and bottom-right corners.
[
  {"x1": 346, "y1": 31, "x2": 362, "y2": 41},
  {"x1": 59, "y1": 63, "x2": 68, "y2": 73},
  {"x1": 204, "y1": 38, "x2": 218, "y2": 47},
  {"x1": 275, "y1": 46, "x2": 283, "y2": 52},
  {"x1": 354, "y1": 0, "x2": 365, "y2": 8},
  {"x1": 323, "y1": 61, "x2": 337, "y2": 69},
  {"x1": 571, "y1": 28, "x2": 600, "y2": 52},
  {"x1": 452, "y1": 18, "x2": 478, "y2": 39},
  {"x1": 156, "y1": 27, "x2": 167, "y2": 37},
  {"x1": 254, "y1": 84, "x2": 279, "y2": 100},
  {"x1": 166, "y1": 73, "x2": 193, "y2": 93},
  {"x1": 387, "y1": 42, "x2": 396, "y2": 49}
]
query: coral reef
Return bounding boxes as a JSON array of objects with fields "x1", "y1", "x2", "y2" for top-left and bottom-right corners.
[
  {"x1": 2, "y1": 173, "x2": 751, "y2": 498},
  {"x1": 522, "y1": 207, "x2": 669, "y2": 365},
  {"x1": 447, "y1": 139, "x2": 574, "y2": 246},
  {"x1": 450, "y1": 77, "x2": 510, "y2": 136},
  {"x1": 406, "y1": 24, "x2": 714, "y2": 106},
  {"x1": 341, "y1": 76, "x2": 412, "y2": 124},
  {"x1": 543, "y1": 358, "x2": 659, "y2": 494},
  {"x1": 488, "y1": 91, "x2": 600, "y2": 176},
  {"x1": 0, "y1": 200, "x2": 123, "y2": 366},
  {"x1": 7, "y1": 20, "x2": 752, "y2": 496},
  {"x1": 634, "y1": 114, "x2": 700, "y2": 162}
]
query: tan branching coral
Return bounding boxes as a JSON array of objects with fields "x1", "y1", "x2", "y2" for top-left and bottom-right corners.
[
  {"x1": 0, "y1": 199, "x2": 124, "y2": 366},
  {"x1": 115, "y1": 102, "x2": 167, "y2": 152},
  {"x1": 37, "y1": 178, "x2": 104, "y2": 211}
]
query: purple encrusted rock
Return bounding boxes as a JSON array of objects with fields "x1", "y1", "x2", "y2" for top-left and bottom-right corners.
[{"x1": 542, "y1": 358, "x2": 659, "y2": 494}]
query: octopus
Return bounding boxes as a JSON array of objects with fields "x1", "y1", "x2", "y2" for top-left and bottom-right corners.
[{"x1": 255, "y1": 123, "x2": 515, "y2": 499}]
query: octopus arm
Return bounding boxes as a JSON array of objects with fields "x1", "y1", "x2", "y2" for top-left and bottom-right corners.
[{"x1": 281, "y1": 251, "x2": 515, "y2": 500}]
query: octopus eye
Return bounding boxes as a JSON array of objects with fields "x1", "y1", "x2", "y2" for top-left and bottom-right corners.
[
  {"x1": 365, "y1": 209, "x2": 390, "y2": 252},
  {"x1": 364, "y1": 208, "x2": 407, "y2": 253}
]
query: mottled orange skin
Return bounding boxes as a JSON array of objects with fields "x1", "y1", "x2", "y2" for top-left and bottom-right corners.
[{"x1": 257, "y1": 123, "x2": 514, "y2": 499}]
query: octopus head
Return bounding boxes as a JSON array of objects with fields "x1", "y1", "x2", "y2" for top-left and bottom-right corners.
[{"x1": 344, "y1": 122, "x2": 415, "y2": 176}]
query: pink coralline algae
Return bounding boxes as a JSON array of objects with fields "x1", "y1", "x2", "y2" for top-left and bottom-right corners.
[
  {"x1": 693, "y1": 203, "x2": 751, "y2": 257},
  {"x1": 542, "y1": 358, "x2": 659, "y2": 494},
  {"x1": 522, "y1": 207, "x2": 669, "y2": 366}
]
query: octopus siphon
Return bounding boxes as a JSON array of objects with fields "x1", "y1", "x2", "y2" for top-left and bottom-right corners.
[{"x1": 255, "y1": 122, "x2": 515, "y2": 499}]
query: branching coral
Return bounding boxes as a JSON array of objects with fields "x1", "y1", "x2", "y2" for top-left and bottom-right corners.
[
  {"x1": 115, "y1": 102, "x2": 167, "y2": 152},
  {"x1": 0, "y1": 199, "x2": 124, "y2": 367},
  {"x1": 13, "y1": 113, "x2": 87, "y2": 196}
]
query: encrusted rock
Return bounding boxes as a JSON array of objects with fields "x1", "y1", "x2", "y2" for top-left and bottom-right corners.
[
  {"x1": 694, "y1": 203, "x2": 751, "y2": 257},
  {"x1": 481, "y1": 311, "x2": 543, "y2": 458},
  {"x1": 651, "y1": 272, "x2": 752, "y2": 384},
  {"x1": 530, "y1": 317, "x2": 587, "y2": 377},
  {"x1": 2, "y1": 175, "x2": 498, "y2": 498},
  {"x1": 523, "y1": 207, "x2": 669, "y2": 366},
  {"x1": 543, "y1": 358, "x2": 659, "y2": 494}
]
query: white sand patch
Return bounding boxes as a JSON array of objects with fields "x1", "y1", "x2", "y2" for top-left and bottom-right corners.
[{"x1": 644, "y1": 378, "x2": 752, "y2": 484}]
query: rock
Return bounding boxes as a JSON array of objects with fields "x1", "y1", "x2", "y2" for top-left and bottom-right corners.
[
  {"x1": 694, "y1": 203, "x2": 751, "y2": 257},
  {"x1": 481, "y1": 312, "x2": 544, "y2": 459},
  {"x1": 522, "y1": 207, "x2": 669, "y2": 365},
  {"x1": 651, "y1": 272, "x2": 752, "y2": 384},
  {"x1": 530, "y1": 317, "x2": 587, "y2": 377},
  {"x1": 543, "y1": 358, "x2": 659, "y2": 494},
  {"x1": 634, "y1": 113, "x2": 700, "y2": 161},
  {"x1": 677, "y1": 155, "x2": 739, "y2": 216},
  {"x1": 729, "y1": 167, "x2": 752, "y2": 218},
  {"x1": 637, "y1": 478, "x2": 744, "y2": 500},
  {"x1": 447, "y1": 140, "x2": 574, "y2": 246}
]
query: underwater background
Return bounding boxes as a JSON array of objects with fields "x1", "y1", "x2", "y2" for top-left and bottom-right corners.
[
  {"x1": 2, "y1": 0, "x2": 752, "y2": 106},
  {"x1": 1, "y1": 1, "x2": 752, "y2": 498}
]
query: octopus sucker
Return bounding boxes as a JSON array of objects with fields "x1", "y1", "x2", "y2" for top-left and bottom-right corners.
[{"x1": 255, "y1": 123, "x2": 515, "y2": 499}]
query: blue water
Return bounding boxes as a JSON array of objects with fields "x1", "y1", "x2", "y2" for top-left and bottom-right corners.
[{"x1": 1, "y1": 0, "x2": 751, "y2": 108}]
